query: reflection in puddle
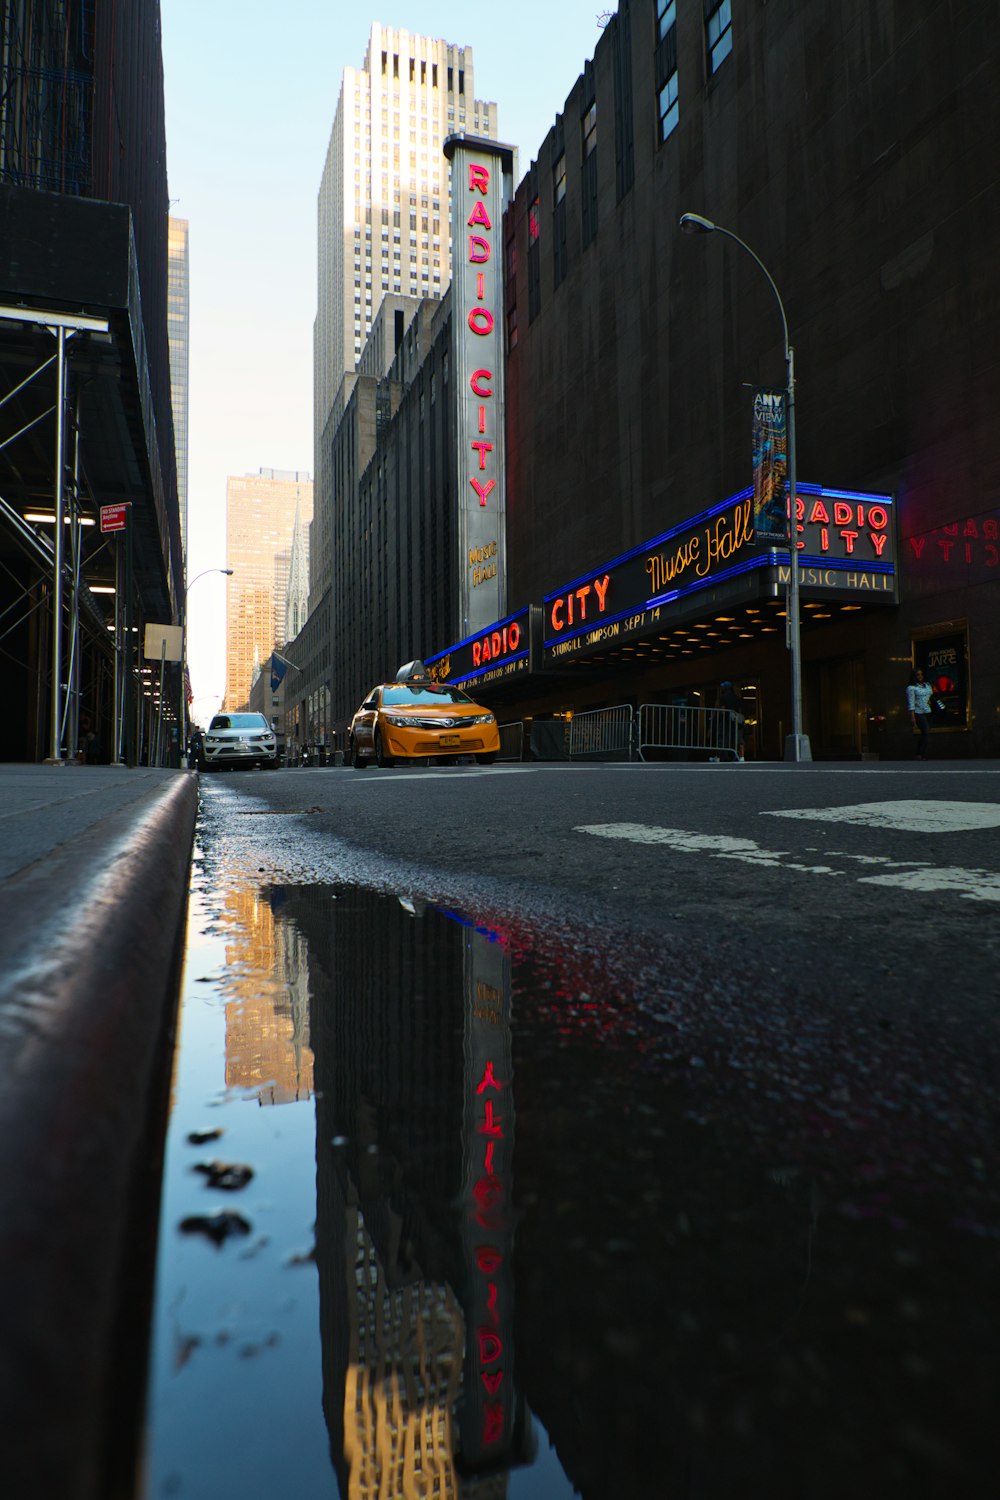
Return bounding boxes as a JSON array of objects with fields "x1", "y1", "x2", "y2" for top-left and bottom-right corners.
[
  {"x1": 221, "y1": 884, "x2": 314, "y2": 1105},
  {"x1": 146, "y1": 848, "x2": 997, "y2": 1498},
  {"x1": 312, "y1": 891, "x2": 534, "y2": 1494},
  {"x1": 146, "y1": 877, "x2": 567, "y2": 1498}
]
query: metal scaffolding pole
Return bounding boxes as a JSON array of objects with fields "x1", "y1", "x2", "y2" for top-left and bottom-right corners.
[{"x1": 46, "y1": 326, "x2": 67, "y2": 764}]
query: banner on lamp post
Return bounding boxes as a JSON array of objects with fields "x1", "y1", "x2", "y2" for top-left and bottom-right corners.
[{"x1": 752, "y1": 389, "x2": 789, "y2": 543}]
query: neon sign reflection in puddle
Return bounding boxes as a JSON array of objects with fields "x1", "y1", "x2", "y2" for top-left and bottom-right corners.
[{"x1": 144, "y1": 881, "x2": 572, "y2": 1498}]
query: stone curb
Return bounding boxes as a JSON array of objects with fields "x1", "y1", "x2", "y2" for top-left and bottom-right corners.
[{"x1": 0, "y1": 772, "x2": 198, "y2": 1500}]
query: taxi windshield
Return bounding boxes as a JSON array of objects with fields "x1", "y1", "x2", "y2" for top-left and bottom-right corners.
[{"x1": 381, "y1": 685, "x2": 473, "y2": 707}]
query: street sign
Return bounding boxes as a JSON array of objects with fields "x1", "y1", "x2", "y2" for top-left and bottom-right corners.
[
  {"x1": 144, "y1": 624, "x2": 183, "y2": 662},
  {"x1": 100, "y1": 503, "x2": 129, "y2": 533}
]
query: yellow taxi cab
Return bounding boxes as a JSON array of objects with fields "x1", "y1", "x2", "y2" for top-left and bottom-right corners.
[{"x1": 347, "y1": 661, "x2": 500, "y2": 768}]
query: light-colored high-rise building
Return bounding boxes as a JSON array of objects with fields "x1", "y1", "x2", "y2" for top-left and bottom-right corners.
[
  {"x1": 225, "y1": 468, "x2": 313, "y2": 711},
  {"x1": 167, "y1": 217, "x2": 190, "y2": 567},
  {"x1": 313, "y1": 22, "x2": 498, "y2": 456}
]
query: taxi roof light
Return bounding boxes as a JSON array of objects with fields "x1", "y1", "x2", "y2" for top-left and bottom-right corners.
[{"x1": 396, "y1": 659, "x2": 431, "y2": 683}]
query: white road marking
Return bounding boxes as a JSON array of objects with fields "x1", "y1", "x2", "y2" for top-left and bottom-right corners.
[
  {"x1": 339, "y1": 764, "x2": 579, "y2": 783},
  {"x1": 763, "y1": 800, "x2": 1000, "y2": 833},
  {"x1": 574, "y1": 821, "x2": 1000, "y2": 902},
  {"x1": 857, "y1": 867, "x2": 1000, "y2": 901},
  {"x1": 575, "y1": 822, "x2": 841, "y2": 876}
]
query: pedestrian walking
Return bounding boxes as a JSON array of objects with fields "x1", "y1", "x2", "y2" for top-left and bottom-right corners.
[{"x1": 906, "y1": 667, "x2": 934, "y2": 758}]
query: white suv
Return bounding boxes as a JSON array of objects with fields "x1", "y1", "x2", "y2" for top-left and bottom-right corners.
[{"x1": 200, "y1": 712, "x2": 278, "y2": 770}]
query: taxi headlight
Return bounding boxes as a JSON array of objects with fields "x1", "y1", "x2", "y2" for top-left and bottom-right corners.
[
  {"x1": 384, "y1": 714, "x2": 412, "y2": 728},
  {"x1": 469, "y1": 713, "x2": 495, "y2": 725}
]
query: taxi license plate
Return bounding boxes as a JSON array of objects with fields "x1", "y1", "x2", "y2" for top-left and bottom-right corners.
[{"x1": 439, "y1": 735, "x2": 461, "y2": 747}]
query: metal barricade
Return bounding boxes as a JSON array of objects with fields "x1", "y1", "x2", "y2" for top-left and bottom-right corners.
[
  {"x1": 497, "y1": 720, "x2": 524, "y2": 761},
  {"x1": 637, "y1": 704, "x2": 740, "y2": 761},
  {"x1": 568, "y1": 704, "x2": 634, "y2": 761}
]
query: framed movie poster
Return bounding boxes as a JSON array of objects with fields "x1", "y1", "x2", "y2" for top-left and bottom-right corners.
[{"x1": 912, "y1": 621, "x2": 970, "y2": 730}]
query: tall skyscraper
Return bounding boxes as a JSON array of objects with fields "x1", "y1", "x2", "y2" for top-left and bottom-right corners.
[
  {"x1": 313, "y1": 22, "x2": 498, "y2": 456},
  {"x1": 167, "y1": 217, "x2": 190, "y2": 568},
  {"x1": 225, "y1": 469, "x2": 313, "y2": 711}
]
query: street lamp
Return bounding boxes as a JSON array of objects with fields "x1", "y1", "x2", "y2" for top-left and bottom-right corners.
[
  {"x1": 679, "y1": 211, "x2": 811, "y2": 762},
  {"x1": 180, "y1": 567, "x2": 233, "y2": 764}
]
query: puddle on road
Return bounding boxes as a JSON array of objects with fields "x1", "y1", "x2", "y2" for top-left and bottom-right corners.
[{"x1": 142, "y1": 829, "x2": 999, "y2": 1498}]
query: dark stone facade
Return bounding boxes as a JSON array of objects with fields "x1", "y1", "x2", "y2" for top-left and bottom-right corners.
[
  {"x1": 326, "y1": 301, "x2": 456, "y2": 734},
  {"x1": 502, "y1": 0, "x2": 1000, "y2": 757}
]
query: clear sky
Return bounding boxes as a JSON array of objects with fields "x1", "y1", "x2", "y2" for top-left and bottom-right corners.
[{"x1": 160, "y1": 1, "x2": 610, "y2": 722}]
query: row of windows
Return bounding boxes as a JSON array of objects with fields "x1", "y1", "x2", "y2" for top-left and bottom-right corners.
[
  {"x1": 379, "y1": 52, "x2": 465, "y2": 93},
  {"x1": 658, "y1": 0, "x2": 732, "y2": 146},
  {"x1": 506, "y1": 0, "x2": 733, "y2": 348}
]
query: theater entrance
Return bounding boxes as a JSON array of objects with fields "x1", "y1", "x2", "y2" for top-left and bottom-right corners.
[{"x1": 808, "y1": 655, "x2": 869, "y2": 758}]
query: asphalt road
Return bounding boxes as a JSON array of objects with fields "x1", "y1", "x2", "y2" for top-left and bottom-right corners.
[
  {"x1": 185, "y1": 759, "x2": 1000, "y2": 1496},
  {"x1": 201, "y1": 759, "x2": 1000, "y2": 1018}
]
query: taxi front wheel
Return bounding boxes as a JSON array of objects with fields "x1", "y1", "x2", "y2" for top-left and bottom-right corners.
[
  {"x1": 476, "y1": 752, "x2": 497, "y2": 765},
  {"x1": 375, "y1": 729, "x2": 394, "y2": 768}
]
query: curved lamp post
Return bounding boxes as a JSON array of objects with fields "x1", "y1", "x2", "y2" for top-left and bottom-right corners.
[
  {"x1": 180, "y1": 567, "x2": 233, "y2": 763},
  {"x1": 679, "y1": 212, "x2": 811, "y2": 762}
]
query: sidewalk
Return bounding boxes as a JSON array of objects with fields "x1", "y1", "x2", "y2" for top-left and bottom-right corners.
[{"x1": 0, "y1": 764, "x2": 199, "y2": 1500}]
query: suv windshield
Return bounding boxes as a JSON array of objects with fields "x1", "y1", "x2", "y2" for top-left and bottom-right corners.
[
  {"x1": 209, "y1": 714, "x2": 269, "y2": 731},
  {"x1": 381, "y1": 685, "x2": 473, "y2": 707}
]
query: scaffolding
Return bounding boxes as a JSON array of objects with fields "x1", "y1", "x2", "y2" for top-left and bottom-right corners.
[{"x1": 0, "y1": 0, "x2": 94, "y2": 196}]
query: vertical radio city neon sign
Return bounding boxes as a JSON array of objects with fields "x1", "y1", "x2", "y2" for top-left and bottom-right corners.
[{"x1": 445, "y1": 134, "x2": 514, "y2": 639}]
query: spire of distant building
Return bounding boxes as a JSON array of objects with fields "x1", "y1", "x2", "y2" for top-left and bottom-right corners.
[{"x1": 285, "y1": 501, "x2": 310, "y2": 643}]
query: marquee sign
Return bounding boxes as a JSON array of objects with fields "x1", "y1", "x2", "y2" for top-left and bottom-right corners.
[
  {"x1": 793, "y1": 484, "x2": 894, "y2": 566},
  {"x1": 445, "y1": 135, "x2": 515, "y2": 641},
  {"x1": 543, "y1": 484, "x2": 896, "y2": 665},
  {"x1": 544, "y1": 492, "x2": 758, "y2": 663},
  {"x1": 425, "y1": 606, "x2": 533, "y2": 691}
]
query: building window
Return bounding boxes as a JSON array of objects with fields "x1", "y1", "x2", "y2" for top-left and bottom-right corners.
[
  {"x1": 706, "y1": 0, "x2": 733, "y2": 75},
  {"x1": 656, "y1": 0, "x2": 676, "y2": 39},
  {"x1": 581, "y1": 90, "x2": 599, "y2": 248},
  {"x1": 507, "y1": 303, "x2": 518, "y2": 350},
  {"x1": 553, "y1": 154, "x2": 569, "y2": 289},
  {"x1": 655, "y1": 4, "x2": 679, "y2": 145},
  {"x1": 528, "y1": 194, "x2": 540, "y2": 245},
  {"x1": 659, "y1": 70, "x2": 679, "y2": 140},
  {"x1": 582, "y1": 101, "x2": 597, "y2": 159},
  {"x1": 528, "y1": 244, "x2": 541, "y2": 322}
]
